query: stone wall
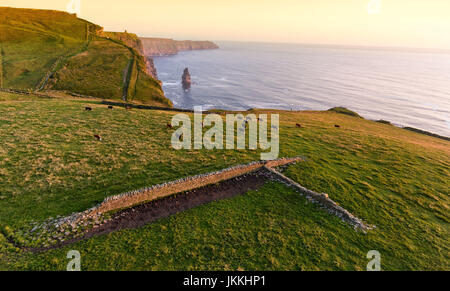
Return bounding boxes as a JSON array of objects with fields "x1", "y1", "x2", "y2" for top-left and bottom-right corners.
[
  {"x1": 263, "y1": 166, "x2": 375, "y2": 232},
  {"x1": 90, "y1": 157, "x2": 303, "y2": 215}
]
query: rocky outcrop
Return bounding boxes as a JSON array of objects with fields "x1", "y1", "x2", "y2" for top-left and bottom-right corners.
[
  {"x1": 101, "y1": 31, "x2": 145, "y2": 55},
  {"x1": 182, "y1": 68, "x2": 191, "y2": 90},
  {"x1": 140, "y1": 37, "x2": 219, "y2": 56}
]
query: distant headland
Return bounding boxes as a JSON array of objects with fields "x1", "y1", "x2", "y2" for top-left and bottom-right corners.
[{"x1": 140, "y1": 37, "x2": 219, "y2": 56}]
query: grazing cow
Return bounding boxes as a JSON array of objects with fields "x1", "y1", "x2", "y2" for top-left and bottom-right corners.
[
  {"x1": 85, "y1": 107, "x2": 92, "y2": 111},
  {"x1": 296, "y1": 123, "x2": 302, "y2": 128},
  {"x1": 108, "y1": 106, "x2": 114, "y2": 110},
  {"x1": 335, "y1": 125, "x2": 341, "y2": 128},
  {"x1": 94, "y1": 134, "x2": 102, "y2": 141}
]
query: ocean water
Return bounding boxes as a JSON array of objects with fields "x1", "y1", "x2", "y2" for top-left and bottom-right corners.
[{"x1": 153, "y1": 42, "x2": 450, "y2": 137}]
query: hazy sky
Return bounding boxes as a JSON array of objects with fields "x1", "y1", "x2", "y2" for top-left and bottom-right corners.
[{"x1": 2, "y1": 0, "x2": 450, "y2": 49}]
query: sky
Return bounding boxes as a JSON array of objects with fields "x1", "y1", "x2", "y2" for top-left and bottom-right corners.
[{"x1": 1, "y1": 0, "x2": 450, "y2": 49}]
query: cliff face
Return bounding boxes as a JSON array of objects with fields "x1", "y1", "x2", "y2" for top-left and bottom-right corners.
[
  {"x1": 174, "y1": 40, "x2": 219, "y2": 52},
  {"x1": 140, "y1": 37, "x2": 219, "y2": 56}
]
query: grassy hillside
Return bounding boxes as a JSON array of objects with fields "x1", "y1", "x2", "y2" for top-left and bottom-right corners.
[
  {"x1": 0, "y1": 91, "x2": 448, "y2": 270},
  {"x1": 0, "y1": 7, "x2": 170, "y2": 106}
]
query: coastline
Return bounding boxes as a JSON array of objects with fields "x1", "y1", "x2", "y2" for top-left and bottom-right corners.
[
  {"x1": 140, "y1": 37, "x2": 219, "y2": 57},
  {"x1": 151, "y1": 42, "x2": 450, "y2": 138}
]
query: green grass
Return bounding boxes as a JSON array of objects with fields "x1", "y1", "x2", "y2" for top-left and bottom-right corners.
[
  {"x1": 328, "y1": 107, "x2": 363, "y2": 118},
  {"x1": 0, "y1": 92, "x2": 46, "y2": 101},
  {"x1": 6, "y1": 182, "x2": 376, "y2": 271},
  {"x1": 52, "y1": 39, "x2": 131, "y2": 99},
  {"x1": 0, "y1": 7, "x2": 95, "y2": 90},
  {"x1": 0, "y1": 92, "x2": 448, "y2": 270}
]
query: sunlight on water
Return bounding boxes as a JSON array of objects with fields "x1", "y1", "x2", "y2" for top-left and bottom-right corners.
[{"x1": 154, "y1": 42, "x2": 450, "y2": 137}]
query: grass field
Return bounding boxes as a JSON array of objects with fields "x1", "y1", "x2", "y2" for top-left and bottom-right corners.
[{"x1": 0, "y1": 91, "x2": 448, "y2": 270}]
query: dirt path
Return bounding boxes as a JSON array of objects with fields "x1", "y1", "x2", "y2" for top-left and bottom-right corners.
[{"x1": 122, "y1": 58, "x2": 133, "y2": 101}]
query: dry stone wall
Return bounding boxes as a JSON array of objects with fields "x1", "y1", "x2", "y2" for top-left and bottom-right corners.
[
  {"x1": 263, "y1": 166, "x2": 375, "y2": 232},
  {"x1": 91, "y1": 157, "x2": 303, "y2": 215}
]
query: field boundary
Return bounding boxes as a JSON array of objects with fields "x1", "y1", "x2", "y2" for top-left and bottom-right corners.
[
  {"x1": 7, "y1": 157, "x2": 377, "y2": 252},
  {"x1": 100, "y1": 36, "x2": 141, "y2": 102},
  {"x1": 86, "y1": 157, "x2": 304, "y2": 216},
  {"x1": 264, "y1": 167, "x2": 375, "y2": 232},
  {"x1": 35, "y1": 56, "x2": 64, "y2": 91},
  {"x1": 35, "y1": 40, "x2": 92, "y2": 92}
]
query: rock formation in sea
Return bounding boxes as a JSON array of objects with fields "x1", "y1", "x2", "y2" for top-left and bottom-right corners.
[{"x1": 182, "y1": 68, "x2": 192, "y2": 90}]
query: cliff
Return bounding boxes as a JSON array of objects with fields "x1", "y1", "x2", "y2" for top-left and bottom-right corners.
[
  {"x1": 140, "y1": 37, "x2": 219, "y2": 56},
  {"x1": 0, "y1": 7, "x2": 171, "y2": 107}
]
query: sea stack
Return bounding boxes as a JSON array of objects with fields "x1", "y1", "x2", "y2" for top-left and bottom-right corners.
[{"x1": 182, "y1": 68, "x2": 192, "y2": 90}]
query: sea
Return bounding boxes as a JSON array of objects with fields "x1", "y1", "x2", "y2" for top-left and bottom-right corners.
[{"x1": 153, "y1": 41, "x2": 450, "y2": 137}]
